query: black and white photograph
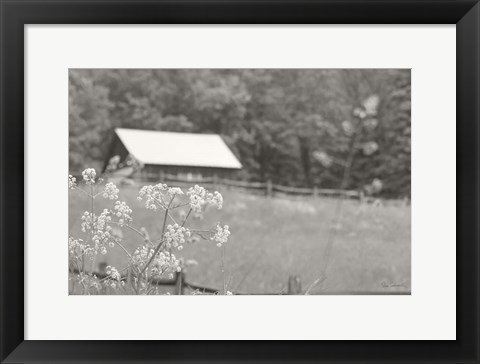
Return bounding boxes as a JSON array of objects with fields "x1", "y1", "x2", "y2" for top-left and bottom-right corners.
[{"x1": 68, "y1": 69, "x2": 411, "y2": 295}]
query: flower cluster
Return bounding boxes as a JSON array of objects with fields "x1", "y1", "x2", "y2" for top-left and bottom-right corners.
[
  {"x1": 187, "y1": 185, "x2": 223, "y2": 213},
  {"x1": 92, "y1": 227, "x2": 115, "y2": 255},
  {"x1": 68, "y1": 236, "x2": 81, "y2": 254},
  {"x1": 164, "y1": 224, "x2": 191, "y2": 251},
  {"x1": 106, "y1": 265, "x2": 121, "y2": 281},
  {"x1": 313, "y1": 151, "x2": 333, "y2": 168},
  {"x1": 81, "y1": 210, "x2": 112, "y2": 234},
  {"x1": 80, "y1": 211, "x2": 95, "y2": 233},
  {"x1": 168, "y1": 187, "x2": 184, "y2": 196},
  {"x1": 114, "y1": 201, "x2": 132, "y2": 226},
  {"x1": 105, "y1": 265, "x2": 123, "y2": 288},
  {"x1": 96, "y1": 209, "x2": 112, "y2": 231},
  {"x1": 75, "y1": 272, "x2": 100, "y2": 290},
  {"x1": 132, "y1": 243, "x2": 154, "y2": 266},
  {"x1": 102, "y1": 182, "x2": 119, "y2": 200},
  {"x1": 132, "y1": 242, "x2": 182, "y2": 280},
  {"x1": 82, "y1": 168, "x2": 96, "y2": 185},
  {"x1": 68, "y1": 236, "x2": 94, "y2": 257},
  {"x1": 353, "y1": 95, "x2": 379, "y2": 120},
  {"x1": 151, "y1": 251, "x2": 182, "y2": 279},
  {"x1": 81, "y1": 209, "x2": 115, "y2": 255},
  {"x1": 362, "y1": 95, "x2": 380, "y2": 116},
  {"x1": 362, "y1": 141, "x2": 379, "y2": 156},
  {"x1": 211, "y1": 224, "x2": 230, "y2": 247},
  {"x1": 80, "y1": 210, "x2": 116, "y2": 255},
  {"x1": 69, "y1": 165, "x2": 234, "y2": 295},
  {"x1": 138, "y1": 184, "x2": 184, "y2": 211},
  {"x1": 68, "y1": 175, "x2": 77, "y2": 189}
]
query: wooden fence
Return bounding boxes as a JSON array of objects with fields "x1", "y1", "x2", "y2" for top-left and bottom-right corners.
[
  {"x1": 72, "y1": 171, "x2": 411, "y2": 203},
  {"x1": 120, "y1": 172, "x2": 361, "y2": 200},
  {"x1": 70, "y1": 267, "x2": 303, "y2": 295},
  {"x1": 70, "y1": 268, "x2": 409, "y2": 295}
]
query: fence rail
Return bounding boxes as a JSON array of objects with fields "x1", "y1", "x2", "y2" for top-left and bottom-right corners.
[
  {"x1": 71, "y1": 171, "x2": 413, "y2": 205},
  {"x1": 86, "y1": 172, "x2": 362, "y2": 199},
  {"x1": 70, "y1": 268, "x2": 410, "y2": 295}
]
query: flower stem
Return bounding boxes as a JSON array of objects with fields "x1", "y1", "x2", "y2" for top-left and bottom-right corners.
[
  {"x1": 221, "y1": 244, "x2": 227, "y2": 295},
  {"x1": 139, "y1": 201, "x2": 173, "y2": 278}
]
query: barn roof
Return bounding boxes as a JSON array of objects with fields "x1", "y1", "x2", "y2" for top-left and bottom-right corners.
[{"x1": 114, "y1": 128, "x2": 242, "y2": 169}]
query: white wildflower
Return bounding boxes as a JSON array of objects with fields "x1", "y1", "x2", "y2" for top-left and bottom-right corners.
[
  {"x1": 82, "y1": 168, "x2": 96, "y2": 185},
  {"x1": 68, "y1": 236, "x2": 93, "y2": 258},
  {"x1": 138, "y1": 184, "x2": 183, "y2": 211},
  {"x1": 167, "y1": 187, "x2": 184, "y2": 196},
  {"x1": 363, "y1": 141, "x2": 379, "y2": 156},
  {"x1": 68, "y1": 175, "x2": 77, "y2": 189},
  {"x1": 150, "y1": 251, "x2": 182, "y2": 278},
  {"x1": 132, "y1": 243, "x2": 154, "y2": 266},
  {"x1": 92, "y1": 228, "x2": 114, "y2": 253},
  {"x1": 96, "y1": 209, "x2": 112, "y2": 232},
  {"x1": 102, "y1": 182, "x2": 119, "y2": 200},
  {"x1": 106, "y1": 265, "x2": 121, "y2": 281},
  {"x1": 363, "y1": 95, "x2": 380, "y2": 116},
  {"x1": 80, "y1": 211, "x2": 94, "y2": 233},
  {"x1": 104, "y1": 265, "x2": 121, "y2": 288},
  {"x1": 187, "y1": 185, "x2": 223, "y2": 213},
  {"x1": 164, "y1": 224, "x2": 191, "y2": 250},
  {"x1": 313, "y1": 151, "x2": 333, "y2": 168},
  {"x1": 114, "y1": 201, "x2": 132, "y2": 226},
  {"x1": 79, "y1": 210, "x2": 115, "y2": 255},
  {"x1": 211, "y1": 224, "x2": 230, "y2": 247}
]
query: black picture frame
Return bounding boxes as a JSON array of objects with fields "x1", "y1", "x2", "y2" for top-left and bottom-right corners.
[{"x1": 1, "y1": 1, "x2": 478, "y2": 363}]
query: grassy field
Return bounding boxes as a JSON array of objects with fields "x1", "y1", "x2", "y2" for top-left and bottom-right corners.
[{"x1": 69, "y1": 183, "x2": 411, "y2": 294}]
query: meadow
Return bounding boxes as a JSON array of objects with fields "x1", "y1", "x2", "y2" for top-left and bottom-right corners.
[{"x1": 68, "y1": 183, "x2": 411, "y2": 294}]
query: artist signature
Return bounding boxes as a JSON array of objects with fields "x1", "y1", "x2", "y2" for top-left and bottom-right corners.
[{"x1": 381, "y1": 280, "x2": 406, "y2": 288}]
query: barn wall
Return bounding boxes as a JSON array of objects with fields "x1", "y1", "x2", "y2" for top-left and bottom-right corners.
[{"x1": 140, "y1": 165, "x2": 239, "y2": 182}]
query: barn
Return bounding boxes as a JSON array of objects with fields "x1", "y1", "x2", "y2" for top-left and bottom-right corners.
[{"x1": 104, "y1": 128, "x2": 242, "y2": 181}]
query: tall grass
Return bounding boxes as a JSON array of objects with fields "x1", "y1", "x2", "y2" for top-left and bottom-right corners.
[{"x1": 69, "y1": 184, "x2": 410, "y2": 294}]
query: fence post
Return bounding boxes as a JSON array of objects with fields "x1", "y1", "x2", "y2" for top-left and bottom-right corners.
[
  {"x1": 213, "y1": 174, "x2": 218, "y2": 190},
  {"x1": 266, "y1": 179, "x2": 272, "y2": 197},
  {"x1": 359, "y1": 190, "x2": 365, "y2": 204},
  {"x1": 159, "y1": 170, "x2": 165, "y2": 183},
  {"x1": 98, "y1": 262, "x2": 107, "y2": 277},
  {"x1": 288, "y1": 275, "x2": 302, "y2": 295},
  {"x1": 313, "y1": 186, "x2": 318, "y2": 198},
  {"x1": 175, "y1": 271, "x2": 185, "y2": 295}
]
